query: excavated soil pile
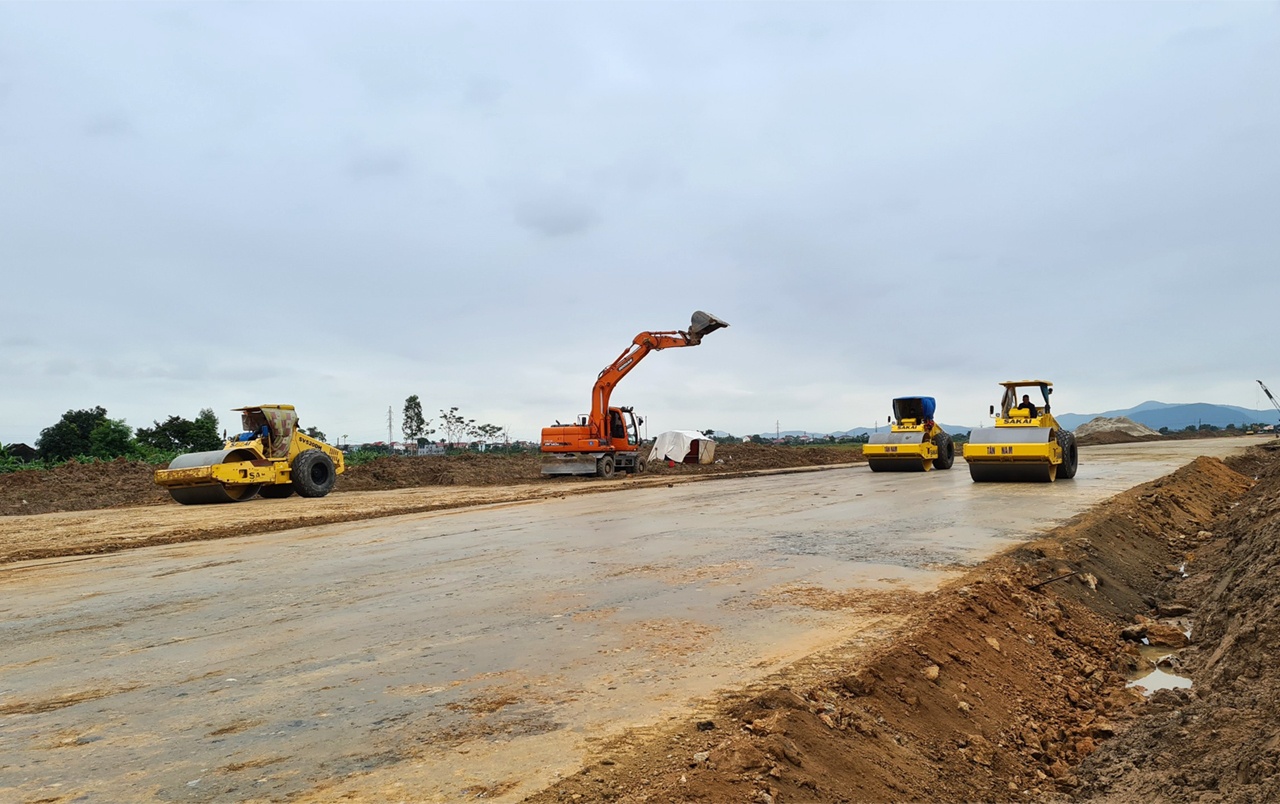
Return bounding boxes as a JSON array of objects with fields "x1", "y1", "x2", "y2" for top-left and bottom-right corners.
[
  {"x1": 526, "y1": 454, "x2": 1263, "y2": 804},
  {"x1": 645, "y1": 443, "x2": 863, "y2": 474},
  {"x1": 1073, "y1": 417, "x2": 1163, "y2": 447},
  {"x1": 1068, "y1": 440, "x2": 1280, "y2": 803},
  {"x1": 337, "y1": 452, "x2": 545, "y2": 490},
  {"x1": 0, "y1": 445, "x2": 859, "y2": 516},
  {"x1": 0, "y1": 458, "x2": 171, "y2": 516}
]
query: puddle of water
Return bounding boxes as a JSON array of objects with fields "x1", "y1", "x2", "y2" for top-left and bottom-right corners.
[
  {"x1": 1128, "y1": 666, "x2": 1193, "y2": 694},
  {"x1": 1127, "y1": 644, "x2": 1192, "y2": 695}
]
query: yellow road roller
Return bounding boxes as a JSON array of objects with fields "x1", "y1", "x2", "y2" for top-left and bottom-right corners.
[
  {"x1": 864, "y1": 396, "x2": 954, "y2": 472},
  {"x1": 962, "y1": 381, "x2": 1078, "y2": 482},
  {"x1": 154, "y1": 405, "x2": 345, "y2": 504}
]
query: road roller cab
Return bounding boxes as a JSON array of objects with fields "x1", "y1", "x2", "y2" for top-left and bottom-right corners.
[
  {"x1": 864, "y1": 396, "x2": 955, "y2": 472},
  {"x1": 962, "y1": 381, "x2": 1079, "y2": 482},
  {"x1": 154, "y1": 404, "x2": 346, "y2": 504}
]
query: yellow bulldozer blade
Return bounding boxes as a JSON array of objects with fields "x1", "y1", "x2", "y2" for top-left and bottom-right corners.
[{"x1": 156, "y1": 448, "x2": 268, "y2": 505}]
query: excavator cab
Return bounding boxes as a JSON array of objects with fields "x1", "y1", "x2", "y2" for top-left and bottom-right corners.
[{"x1": 613, "y1": 407, "x2": 640, "y2": 446}]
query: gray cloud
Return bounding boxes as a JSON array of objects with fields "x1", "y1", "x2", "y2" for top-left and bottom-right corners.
[
  {"x1": 347, "y1": 150, "x2": 411, "y2": 179},
  {"x1": 0, "y1": 2, "x2": 1277, "y2": 444},
  {"x1": 512, "y1": 194, "x2": 599, "y2": 237}
]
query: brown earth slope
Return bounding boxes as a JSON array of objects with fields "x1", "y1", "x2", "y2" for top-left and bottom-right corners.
[
  {"x1": 0, "y1": 444, "x2": 864, "y2": 516},
  {"x1": 1066, "y1": 441, "x2": 1280, "y2": 802},
  {"x1": 525, "y1": 451, "x2": 1267, "y2": 804}
]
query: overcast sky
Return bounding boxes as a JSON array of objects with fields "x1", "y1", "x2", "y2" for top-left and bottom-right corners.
[{"x1": 2, "y1": 1, "x2": 1277, "y2": 445}]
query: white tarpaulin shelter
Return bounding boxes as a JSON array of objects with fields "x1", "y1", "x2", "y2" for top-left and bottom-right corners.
[{"x1": 649, "y1": 430, "x2": 716, "y2": 465}]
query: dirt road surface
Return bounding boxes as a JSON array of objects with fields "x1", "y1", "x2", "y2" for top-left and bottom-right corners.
[{"x1": 0, "y1": 439, "x2": 1262, "y2": 803}]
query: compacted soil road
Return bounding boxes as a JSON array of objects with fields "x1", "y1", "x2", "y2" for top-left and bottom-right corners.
[{"x1": 0, "y1": 439, "x2": 1263, "y2": 803}]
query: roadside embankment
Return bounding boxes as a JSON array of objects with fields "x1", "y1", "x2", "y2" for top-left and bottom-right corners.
[
  {"x1": 527, "y1": 448, "x2": 1270, "y2": 803},
  {"x1": 1068, "y1": 441, "x2": 1280, "y2": 802}
]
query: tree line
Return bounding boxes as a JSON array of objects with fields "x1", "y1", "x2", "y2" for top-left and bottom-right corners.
[
  {"x1": 2, "y1": 406, "x2": 331, "y2": 468},
  {"x1": 1, "y1": 406, "x2": 225, "y2": 468},
  {"x1": 399, "y1": 395, "x2": 507, "y2": 448}
]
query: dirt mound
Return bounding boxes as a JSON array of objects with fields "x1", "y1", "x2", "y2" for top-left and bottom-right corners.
[
  {"x1": 1074, "y1": 416, "x2": 1163, "y2": 446},
  {"x1": 0, "y1": 445, "x2": 859, "y2": 517},
  {"x1": 1070, "y1": 441, "x2": 1280, "y2": 802},
  {"x1": 646, "y1": 442, "x2": 862, "y2": 474},
  {"x1": 337, "y1": 452, "x2": 545, "y2": 490},
  {"x1": 527, "y1": 454, "x2": 1262, "y2": 804},
  {"x1": 0, "y1": 458, "x2": 171, "y2": 515}
]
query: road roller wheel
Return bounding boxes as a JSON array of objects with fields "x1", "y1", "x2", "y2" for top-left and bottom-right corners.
[
  {"x1": 597, "y1": 455, "x2": 616, "y2": 479},
  {"x1": 168, "y1": 484, "x2": 262, "y2": 505},
  {"x1": 259, "y1": 484, "x2": 296, "y2": 499},
  {"x1": 932, "y1": 434, "x2": 955, "y2": 470},
  {"x1": 292, "y1": 450, "x2": 337, "y2": 497},
  {"x1": 1056, "y1": 431, "x2": 1079, "y2": 479}
]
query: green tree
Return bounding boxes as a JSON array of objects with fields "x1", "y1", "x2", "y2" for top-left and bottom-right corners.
[
  {"x1": 303, "y1": 426, "x2": 327, "y2": 442},
  {"x1": 474, "y1": 423, "x2": 504, "y2": 445},
  {"x1": 89, "y1": 418, "x2": 133, "y2": 459},
  {"x1": 193, "y1": 408, "x2": 221, "y2": 449},
  {"x1": 136, "y1": 410, "x2": 222, "y2": 453},
  {"x1": 37, "y1": 406, "x2": 109, "y2": 461},
  {"x1": 402, "y1": 395, "x2": 435, "y2": 444},
  {"x1": 440, "y1": 406, "x2": 475, "y2": 447}
]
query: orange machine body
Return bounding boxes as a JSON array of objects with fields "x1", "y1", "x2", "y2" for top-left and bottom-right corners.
[{"x1": 540, "y1": 312, "x2": 728, "y2": 479}]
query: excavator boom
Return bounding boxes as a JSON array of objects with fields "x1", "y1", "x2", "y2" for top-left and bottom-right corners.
[
  {"x1": 589, "y1": 311, "x2": 728, "y2": 437},
  {"x1": 541, "y1": 311, "x2": 729, "y2": 478}
]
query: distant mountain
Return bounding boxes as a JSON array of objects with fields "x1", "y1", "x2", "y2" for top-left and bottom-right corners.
[
  {"x1": 722, "y1": 401, "x2": 1280, "y2": 440},
  {"x1": 1056, "y1": 403, "x2": 1278, "y2": 432},
  {"x1": 733, "y1": 425, "x2": 968, "y2": 440}
]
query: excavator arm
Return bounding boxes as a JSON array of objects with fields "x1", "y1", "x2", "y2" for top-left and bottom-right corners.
[
  {"x1": 1259, "y1": 380, "x2": 1280, "y2": 421},
  {"x1": 588, "y1": 311, "x2": 728, "y2": 437}
]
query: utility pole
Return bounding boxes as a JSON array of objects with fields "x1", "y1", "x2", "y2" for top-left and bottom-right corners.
[
  {"x1": 387, "y1": 406, "x2": 394, "y2": 450},
  {"x1": 776, "y1": 420, "x2": 780, "y2": 440}
]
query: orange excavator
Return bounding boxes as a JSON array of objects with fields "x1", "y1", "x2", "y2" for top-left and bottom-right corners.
[{"x1": 540, "y1": 311, "x2": 729, "y2": 478}]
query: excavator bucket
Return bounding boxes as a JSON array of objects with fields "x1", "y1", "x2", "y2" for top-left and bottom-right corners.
[{"x1": 688, "y1": 311, "x2": 729, "y2": 343}]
